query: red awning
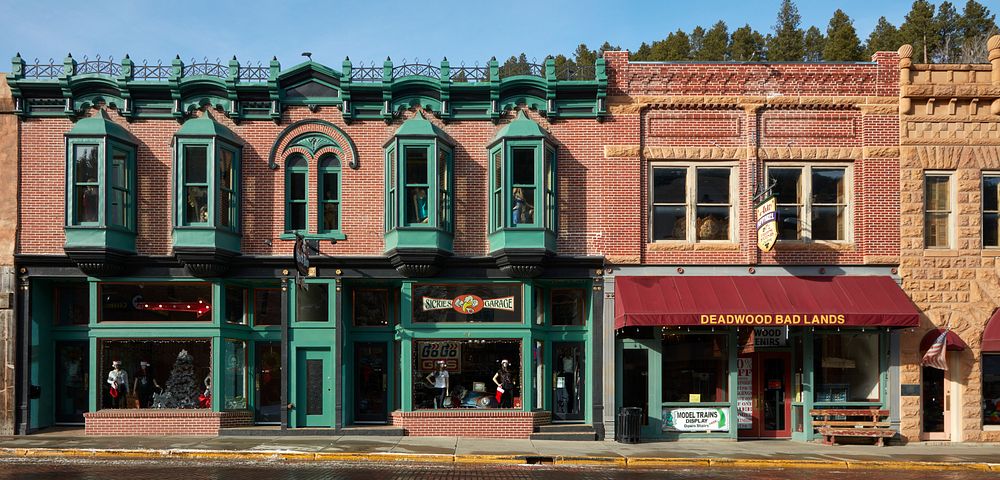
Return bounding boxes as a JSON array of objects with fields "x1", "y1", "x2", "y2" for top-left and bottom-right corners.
[
  {"x1": 984, "y1": 309, "x2": 1000, "y2": 353},
  {"x1": 614, "y1": 276, "x2": 919, "y2": 329},
  {"x1": 919, "y1": 328, "x2": 967, "y2": 352}
]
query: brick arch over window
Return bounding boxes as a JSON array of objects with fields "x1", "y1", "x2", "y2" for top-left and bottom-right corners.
[{"x1": 268, "y1": 119, "x2": 359, "y2": 169}]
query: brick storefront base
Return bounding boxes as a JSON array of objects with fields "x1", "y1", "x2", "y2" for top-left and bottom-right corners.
[
  {"x1": 390, "y1": 410, "x2": 551, "y2": 438},
  {"x1": 84, "y1": 409, "x2": 252, "y2": 436}
]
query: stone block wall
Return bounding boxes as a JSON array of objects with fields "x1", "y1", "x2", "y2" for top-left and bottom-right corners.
[{"x1": 0, "y1": 75, "x2": 17, "y2": 436}]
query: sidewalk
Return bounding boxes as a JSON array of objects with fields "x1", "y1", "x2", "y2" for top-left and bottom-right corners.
[{"x1": 1, "y1": 429, "x2": 998, "y2": 471}]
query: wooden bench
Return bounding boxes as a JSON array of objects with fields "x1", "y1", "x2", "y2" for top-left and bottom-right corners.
[{"x1": 810, "y1": 409, "x2": 894, "y2": 447}]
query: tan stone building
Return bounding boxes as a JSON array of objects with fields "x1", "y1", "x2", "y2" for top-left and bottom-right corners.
[
  {"x1": 0, "y1": 74, "x2": 16, "y2": 435},
  {"x1": 898, "y1": 35, "x2": 1000, "y2": 442}
]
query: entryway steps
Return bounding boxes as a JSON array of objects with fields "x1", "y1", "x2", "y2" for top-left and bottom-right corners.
[
  {"x1": 530, "y1": 424, "x2": 597, "y2": 441},
  {"x1": 220, "y1": 425, "x2": 405, "y2": 436}
]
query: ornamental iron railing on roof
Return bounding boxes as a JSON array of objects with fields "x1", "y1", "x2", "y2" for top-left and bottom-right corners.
[
  {"x1": 498, "y1": 59, "x2": 544, "y2": 79},
  {"x1": 134, "y1": 60, "x2": 172, "y2": 80},
  {"x1": 392, "y1": 59, "x2": 440, "y2": 79},
  {"x1": 556, "y1": 63, "x2": 596, "y2": 81},
  {"x1": 238, "y1": 61, "x2": 269, "y2": 83},
  {"x1": 184, "y1": 57, "x2": 227, "y2": 78},
  {"x1": 23, "y1": 58, "x2": 60, "y2": 79},
  {"x1": 350, "y1": 61, "x2": 382, "y2": 82},
  {"x1": 76, "y1": 55, "x2": 122, "y2": 76},
  {"x1": 450, "y1": 62, "x2": 489, "y2": 82}
]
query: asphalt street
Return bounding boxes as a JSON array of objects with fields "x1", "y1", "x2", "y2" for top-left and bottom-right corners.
[{"x1": 0, "y1": 458, "x2": 996, "y2": 480}]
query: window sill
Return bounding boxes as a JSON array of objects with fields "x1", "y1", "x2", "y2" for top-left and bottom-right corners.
[
  {"x1": 981, "y1": 250, "x2": 1000, "y2": 257},
  {"x1": 983, "y1": 425, "x2": 1000, "y2": 431},
  {"x1": 279, "y1": 232, "x2": 347, "y2": 241},
  {"x1": 923, "y1": 249, "x2": 959, "y2": 257},
  {"x1": 647, "y1": 242, "x2": 739, "y2": 252},
  {"x1": 774, "y1": 241, "x2": 855, "y2": 252}
]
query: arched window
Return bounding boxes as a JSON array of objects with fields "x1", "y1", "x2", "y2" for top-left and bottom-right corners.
[
  {"x1": 318, "y1": 154, "x2": 341, "y2": 234},
  {"x1": 285, "y1": 155, "x2": 308, "y2": 233}
]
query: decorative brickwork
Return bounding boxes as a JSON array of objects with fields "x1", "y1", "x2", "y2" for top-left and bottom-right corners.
[
  {"x1": 390, "y1": 410, "x2": 551, "y2": 438},
  {"x1": 83, "y1": 409, "x2": 252, "y2": 436}
]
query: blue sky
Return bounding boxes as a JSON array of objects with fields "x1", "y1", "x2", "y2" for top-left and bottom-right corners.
[{"x1": 1, "y1": 0, "x2": 917, "y2": 67}]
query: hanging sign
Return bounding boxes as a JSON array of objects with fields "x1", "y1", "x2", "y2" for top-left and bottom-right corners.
[
  {"x1": 662, "y1": 407, "x2": 729, "y2": 432},
  {"x1": 754, "y1": 327, "x2": 787, "y2": 347},
  {"x1": 737, "y1": 357, "x2": 753, "y2": 430},
  {"x1": 293, "y1": 234, "x2": 310, "y2": 276},
  {"x1": 755, "y1": 194, "x2": 778, "y2": 252},
  {"x1": 422, "y1": 294, "x2": 516, "y2": 314}
]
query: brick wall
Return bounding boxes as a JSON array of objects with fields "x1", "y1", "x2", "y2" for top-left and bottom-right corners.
[
  {"x1": 390, "y1": 410, "x2": 550, "y2": 438},
  {"x1": 83, "y1": 409, "x2": 252, "y2": 436}
]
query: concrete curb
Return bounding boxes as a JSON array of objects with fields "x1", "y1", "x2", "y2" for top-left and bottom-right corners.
[{"x1": 0, "y1": 447, "x2": 995, "y2": 471}]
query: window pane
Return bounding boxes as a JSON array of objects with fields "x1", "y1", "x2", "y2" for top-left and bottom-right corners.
[
  {"x1": 290, "y1": 171, "x2": 306, "y2": 201},
  {"x1": 412, "y1": 284, "x2": 521, "y2": 323},
  {"x1": 512, "y1": 148, "x2": 535, "y2": 185},
  {"x1": 353, "y1": 289, "x2": 390, "y2": 327},
  {"x1": 321, "y1": 173, "x2": 338, "y2": 201},
  {"x1": 99, "y1": 339, "x2": 211, "y2": 409},
  {"x1": 222, "y1": 340, "x2": 247, "y2": 410},
  {"x1": 75, "y1": 185, "x2": 99, "y2": 223},
  {"x1": 74, "y1": 145, "x2": 98, "y2": 183},
  {"x1": 812, "y1": 206, "x2": 845, "y2": 241},
  {"x1": 99, "y1": 283, "x2": 212, "y2": 322},
  {"x1": 777, "y1": 206, "x2": 801, "y2": 240},
  {"x1": 439, "y1": 149, "x2": 449, "y2": 229},
  {"x1": 493, "y1": 151, "x2": 502, "y2": 190},
  {"x1": 184, "y1": 146, "x2": 208, "y2": 184},
  {"x1": 225, "y1": 286, "x2": 246, "y2": 324},
  {"x1": 296, "y1": 283, "x2": 329, "y2": 322},
  {"x1": 407, "y1": 187, "x2": 429, "y2": 224},
  {"x1": 925, "y1": 176, "x2": 950, "y2": 211},
  {"x1": 219, "y1": 149, "x2": 234, "y2": 190},
  {"x1": 696, "y1": 168, "x2": 730, "y2": 204},
  {"x1": 321, "y1": 203, "x2": 339, "y2": 231},
  {"x1": 254, "y1": 342, "x2": 282, "y2": 422},
  {"x1": 253, "y1": 288, "x2": 282, "y2": 326},
  {"x1": 653, "y1": 205, "x2": 686, "y2": 240},
  {"x1": 289, "y1": 203, "x2": 306, "y2": 231},
  {"x1": 319, "y1": 155, "x2": 340, "y2": 168},
  {"x1": 925, "y1": 212, "x2": 950, "y2": 247},
  {"x1": 814, "y1": 333, "x2": 880, "y2": 402},
  {"x1": 985, "y1": 176, "x2": 1000, "y2": 212},
  {"x1": 412, "y1": 339, "x2": 521, "y2": 409},
  {"x1": 405, "y1": 147, "x2": 428, "y2": 184},
  {"x1": 770, "y1": 168, "x2": 801, "y2": 204},
  {"x1": 512, "y1": 187, "x2": 534, "y2": 225},
  {"x1": 287, "y1": 155, "x2": 307, "y2": 168},
  {"x1": 219, "y1": 190, "x2": 232, "y2": 228},
  {"x1": 984, "y1": 355, "x2": 1000, "y2": 426},
  {"x1": 185, "y1": 186, "x2": 208, "y2": 223},
  {"x1": 109, "y1": 189, "x2": 126, "y2": 227},
  {"x1": 661, "y1": 334, "x2": 729, "y2": 402},
  {"x1": 653, "y1": 168, "x2": 686, "y2": 204},
  {"x1": 812, "y1": 169, "x2": 845, "y2": 204},
  {"x1": 696, "y1": 206, "x2": 730, "y2": 241},
  {"x1": 55, "y1": 283, "x2": 89, "y2": 326},
  {"x1": 985, "y1": 213, "x2": 999, "y2": 248},
  {"x1": 551, "y1": 289, "x2": 586, "y2": 326},
  {"x1": 111, "y1": 150, "x2": 128, "y2": 189}
]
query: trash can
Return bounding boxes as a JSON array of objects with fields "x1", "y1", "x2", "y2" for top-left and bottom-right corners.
[{"x1": 616, "y1": 407, "x2": 643, "y2": 444}]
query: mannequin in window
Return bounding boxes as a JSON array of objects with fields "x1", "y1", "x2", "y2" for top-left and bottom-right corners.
[
  {"x1": 106, "y1": 360, "x2": 129, "y2": 409},
  {"x1": 411, "y1": 188, "x2": 428, "y2": 223},
  {"x1": 425, "y1": 360, "x2": 450, "y2": 409},
  {"x1": 493, "y1": 359, "x2": 516, "y2": 408},
  {"x1": 512, "y1": 188, "x2": 534, "y2": 225},
  {"x1": 133, "y1": 360, "x2": 161, "y2": 408},
  {"x1": 555, "y1": 348, "x2": 576, "y2": 416}
]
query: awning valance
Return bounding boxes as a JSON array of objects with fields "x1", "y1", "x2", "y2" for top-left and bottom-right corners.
[
  {"x1": 614, "y1": 276, "x2": 920, "y2": 329},
  {"x1": 919, "y1": 328, "x2": 967, "y2": 352},
  {"x1": 984, "y1": 309, "x2": 1000, "y2": 353}
]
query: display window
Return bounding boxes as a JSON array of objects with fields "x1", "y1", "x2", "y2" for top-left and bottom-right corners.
[
  {"x1": 222, "y1": 340, "x2": 247, "y2": 410},
  {"x1": 99, "y1": 283, "x2": 212, "y2": 322},
  {"x1": 813, "y1": 332, "x2": 880, "y2": 402},
  {"x1": 296, "y1": 283, "x2": 329, "y2": 322},
  {"x1": 253, "y1": 288, "x2": 282, "y2": 326},
  {"x1": 411, "y1": 284, "x2": 521, "y2": 323},
  {"x1": 98, "y1": 339, "x2": 212, "y2": 410},
  {"x1": 412, "y1": 339, "x2": 522, "y2": 409},
  {"x1": 225, "y1": 286, "x2": 247, "y2": 324},
  {"x1": 353, "y1": 289, "x2": 390, "y2": 327},
  {"x1": 661, "y1": 333, "x2": 729, "y2": 402},
  {"x1": 551, "y1": 289, "x2": 586, "y2": 326},
  {"x1": 982, "y1": 355, "x2": 1000, "y2": 426},
  {"x1": 54, "y1": 282, "x2": 89, "y2": 326}
]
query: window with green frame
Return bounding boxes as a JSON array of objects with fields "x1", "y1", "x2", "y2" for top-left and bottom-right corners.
[
  {"x1": 67, "y1": 141, "x2": 136, "y2": 229},
  {"x1": 71, "y1": 144, "x2": 100, "y2": 225},
  {"x1": 285, "y1": 155, "x2": 308, "y2": 232},
  {"x1": 175, "y1": 141, "x2": 241, "y2": 231},
  {"x1": 385, "y1": 142, "x2": 453, "y2": 231},
  {"x1": 219, "y1": 149, "x2": 236, "y2": 228},
  {"x1": 182, "y1": 145, "x2": 210, "y2": 224},
  {"x1": 488, "y1": 142, "x2": 557, "y2": 231},
  {"x1": 318, "y1": 154, "x2": 341, "y2": 233}
]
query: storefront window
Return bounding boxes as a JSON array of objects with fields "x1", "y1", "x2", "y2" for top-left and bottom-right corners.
[
  {"x1": 99, "y1": 283, "x2": 212, "y2": 322},
  {"x1": 99, "y1": 339, "x2": 211, "y2": 410},
  {"x1": 55, "y1": 282, "x2": 89, "y2": 326},
  {"x1": 223, "y1": 340, "x2": 247, "y2": 410},
  {"x1": 253, "y1": 288, "x2": 281, "y2": 326},
  {"x1": 225, "y1": 286, "x2": 246, "y2": 324},
  {"x1": 296, "y1": 284, "x2": 329, "y2": 322},
  {"x1": 662, "y1": 333, "x2": 729, "y2": 402},
  {"x1": 412, "y1": 284, "x2": 521, "y2": 323},
  {"x1": 534, "y1": 340, "x2": 544, "y2": 410},
  {"x1": 983, "y1": 355, "x2": 1000, "y2": 426},
  {"x1": 412, "y1": 339, "x2": 521, "y2": 409},
  {"x1": 551, "y1": 289, "x2": 586, "y2": 326},
  {"x1": 813, "y1": 332, "x2": 880, "y2": 402},
  {"x1": 353, "y1": 289, "x2": 389, "y2": 327}
]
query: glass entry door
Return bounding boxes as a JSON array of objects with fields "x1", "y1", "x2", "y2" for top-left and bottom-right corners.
[
  {"x1": 921, "y1": 365, "x2": 948, "y2": 440},
  {"x1": 254, "y1": 342, "x2": 282, "y2": 423},
  {"x1": 552, "y1": 341, "x2": 585, "y2": 422},
  {"x1": 354, "y1": 342, "x2": 389, "y2": 423},
  {"x1": 55, "y1": 341, "x2": 88, "y2": 424},
  {"x1": 739, "y1": 352, "x2": 791, "y2": 438},
  {"x1": 296, "y1": 347, "x2": 333, "y2": 427}
]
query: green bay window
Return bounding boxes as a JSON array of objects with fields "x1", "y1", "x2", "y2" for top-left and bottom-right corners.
[{"x1": 64, "y1": 112, "x2": 138, "y2": 253}]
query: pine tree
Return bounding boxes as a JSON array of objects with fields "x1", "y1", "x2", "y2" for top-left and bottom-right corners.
[
  {"x1": 153, "y1": 349, "x2": 201, "y2": 409},
  {"x1": 632, "y1": 42, "x2": 652, "y2": 61},
  {"x1": 804, "y1": 26, "x2": 826, "y2": 61},
  {"x1": 697, "y1": 21, "x2": 730, "y2": 60},
  {"x1": 573, "y1": 44, "x2": 597, "y2": 66},
  {"x1": 597, "y1": 41, "x2": 620, "y2": 57},
  {"x1": 899, "y1": 0, "x2": 938, "y2": 63},
  {"x1": 650, "y1": 30, "x2": 691, "y2": 61},
  {"x1": 553, "y1": 54, "x2": 576, "y2": 79},
  {"x1": 769, "y1": 0, "x2": 805, "y2": 61},
  {"x1": 823, "y1": 9, "x2": 864, "y2": 61},
  {"x1": 935, "y1": 1, "x2": 962, "y2": 62},
  {"x1": 500, "y1": 53, "x2": 532, "y2": 77},
  {"x1": 866, "y1": 16, "x2": 902, "y2": 57},
  {"x1": 690, "y1": 26, "x2": 706, "y2": 60},
  {"x1": 959, "y1": 0, "x2": 998, "y2": 42},
  {"x1": 731, "y1": 24, "x2": 767, "y2": 61}
]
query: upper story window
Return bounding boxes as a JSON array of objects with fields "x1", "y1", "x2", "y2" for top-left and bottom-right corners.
[
  {"x1": 65, "y1": 113, "x2": 138, "y2": 232},
  {"x1": 487, "y1": 111, "x2": 557, "y2": 232},
  {"x1": 925, "y1": 172, "x2": 954, "y2": 249},
  {"x1": 283, "y1": 153, "x2": 343, "y2": 234},
  {"x1": 318, "y1": 155, "x2": 341, "y2": 233},
  {"x1": 651, "y1": 165, "x2": 734, "y2": 242},
  {"x1": 983, "y1": 173, "x2": 1000, "y2": 248},
  {"x1": 173, "y1": 113, "x2": 243, "y2": 233},
  {"x1": 285, "y1": 155, "x2": 308, "y2": 232},
  {"x1": 766, "y1": 164, "x2": 850, "y2": 242},
  {"x1": 384, "y1": 112, "x2": 454, "y2": 232}
]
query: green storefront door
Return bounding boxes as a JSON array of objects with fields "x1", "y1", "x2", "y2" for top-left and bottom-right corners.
[{"x1": 296, "y1": 348, "x2": 333, "y2": 427}]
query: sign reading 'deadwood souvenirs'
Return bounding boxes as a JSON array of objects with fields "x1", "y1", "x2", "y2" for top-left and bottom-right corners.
[
  {"x1": 754, "y1": 327, "x2": 787, "y2": 347},
  {"x1": 663, "y1": 407, "x2": 729, "y2": 432},
  {"x1": 700, "y1": 314, "x2": 846, "y2": 326},
  {"x1": 422, "y1": 294, "x2": 516, "y2": 314},
  {"x1": 756, "y1": 194, "x2": 778, "y2": 252}
]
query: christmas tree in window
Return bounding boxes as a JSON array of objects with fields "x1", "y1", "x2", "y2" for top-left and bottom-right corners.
[{"x1": 152, "y1": 349, "x2": 202, "y2": 409}]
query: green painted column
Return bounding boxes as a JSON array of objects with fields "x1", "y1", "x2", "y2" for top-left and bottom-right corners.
[
  {"x1": 728, "y1": 330, "x2": 738, "y2": 440},
  {"x1": 803, "y1": 330, "x2": 815, "y2": 439},
  {"x1": 211, "y1": 335, "x2": 222, "y2": 413},
  {"x1": 88, "y1": 336, "x2": 99, "y2": 413},
  {"x1": 520, "y1": 332, "x2": 533, "y2": 412}
]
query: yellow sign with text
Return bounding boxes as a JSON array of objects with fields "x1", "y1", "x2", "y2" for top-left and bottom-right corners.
[
  {"x1": 700, "y1": 314, "x2": 846, "y2": 326},
  {"x1": 756, "y1": 195, "x2": 778, "y2": 252}
]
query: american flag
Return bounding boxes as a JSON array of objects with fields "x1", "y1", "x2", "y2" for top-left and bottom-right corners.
[{"x1": 922, "y1": 329, "x2": 949, "y2": 371}]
